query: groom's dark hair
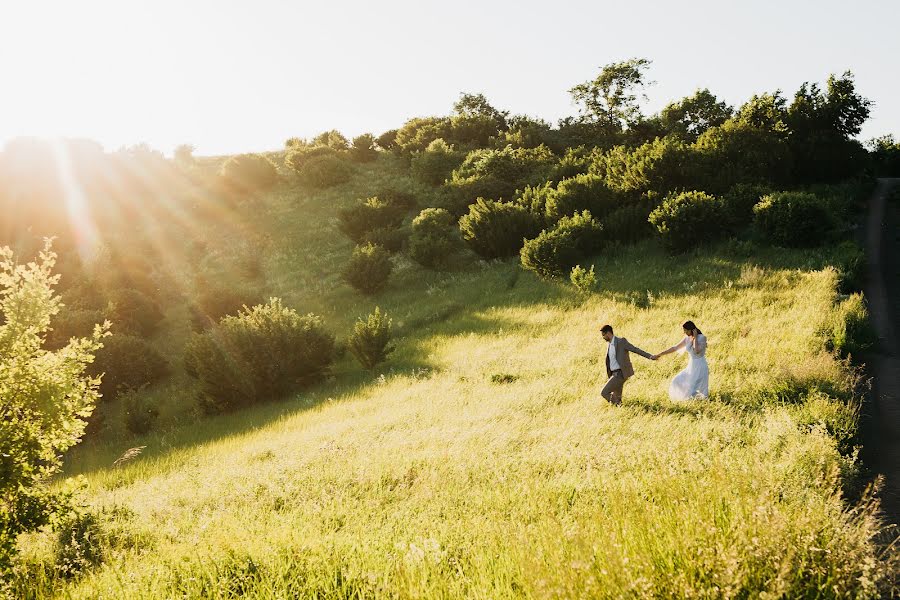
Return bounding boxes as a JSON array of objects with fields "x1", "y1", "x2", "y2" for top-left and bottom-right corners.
[{"x1": 600, "y1": 324, "x2": 613, "y2": 334}]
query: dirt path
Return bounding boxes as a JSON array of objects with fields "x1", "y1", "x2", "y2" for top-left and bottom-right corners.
[{"x1": 865, "y1": 177, "x2": 900, "y2": 521}]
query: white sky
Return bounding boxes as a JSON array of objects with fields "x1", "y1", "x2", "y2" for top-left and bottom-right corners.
[{"x1": 0, "y1": 0, "x2": 897, "y2": 156}]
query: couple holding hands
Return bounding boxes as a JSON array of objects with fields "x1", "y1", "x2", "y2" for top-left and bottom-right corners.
[{"x1": 600, "y1": 321, "x2": 709, "y2": 405}]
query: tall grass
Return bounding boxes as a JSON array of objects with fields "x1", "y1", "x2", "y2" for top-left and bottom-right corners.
[{"x1": 14, "y1": 230, "x2": 897, "y2": 596}]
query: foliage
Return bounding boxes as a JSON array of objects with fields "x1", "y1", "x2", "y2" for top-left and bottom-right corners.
[
  {"x1": 868, "y1": 134, "x2": 900, "y2": 177},
  {"x1": 825, "y1": 293, "x2": 876, "y2": 358},
  {"x1": 347, "y1": 307, "x2": 395, "y2": 370},
  {"x1": 295, "y1": 154, "x2": 354, "y2": 188},
  {"x1": 648, "y1": 190, "x2": 725, "y2": 253},
  {"x1": 190, "y1": 281, "x2": 263, "y2": 331},
  {"x1": 361, "y1": 226, "x2": 409, "y2": 254},
  {"x1": 46, "y1": 307, "x2": 106, "y2": 351},
  {"x1": 594, "y1": 136, "x2": 697, "y2": 198},
  {"x1": 90, "y1": 333, "x2": 169, "y2": 399},
  {"x1": 520, "y1": 211, "x2": 604, "y2": 278},
  {"x1": 338, "y1": 197, "x2": 406, "y2": 244},
  {"x1": 447, "y1": 144, "x2": 558, "y2": 206},
  {"x1": 569, "y1": 58, "x2": 654, "y2": 129},
  {"x1": 459, "y1": 199, "x2": 543, "y2": 259},
  {"x1": 311, "y1": 130, "x2": 350, "y2": 151},
  {"x1": 375, "y1": 129, "x2": 399, "y2": 151},
  {"x1": 408, "y1": 208, "x2": 459, "y2": 269},
  {"x1": 0, "y1": 242, "x2": 107, "y2": 576},
  {"x1": 342, "y1": 243, "x2": 393, "y2": 295},
  {"x1": 185, "y1": 299, "x2": 335, "y2": 414},
  {"x1": 659, "y1": 88, "x2": 733, "y2": 142},
  {"x1": 547, "y1": 173, "x2": 621, "y2": 222},
  {"x1": 602, "y1": 198, "x2": 656, "y2": 244},
  {"x1": 753, "y1": 191, "x2": 834, "y2": 247},
  {"x1": 570, "y1": 264, "x2": 598, "y2": 294},
  {"x1": 410, "y1": 139, "x2": 466, "y2": 185},
  {"x1": 219, "y1": 154, "x2": 279, "y2": 194},
  {"x1": 121, "y1": 387, "x2": 159, "y2": 436},
  {"x1": 694, "y1": 120, "x2": 793, "y2": 193},
  {"x1": 720, "y1": 182, "x2": 773, "y2": 232},
  {"x1": 350, "y1": 134, "x2": 379, "y2": 163},
  {"x1": 106, "y1": 287, "x2": 164, "y2": 336}
]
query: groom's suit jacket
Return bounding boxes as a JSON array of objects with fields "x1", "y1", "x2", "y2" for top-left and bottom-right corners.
[{"x1": 605, "y1": 336, "x2": 653, "y2": 380}]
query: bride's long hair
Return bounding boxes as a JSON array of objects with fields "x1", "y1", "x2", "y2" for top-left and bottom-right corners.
[{"x1": 682, "y1": 320, "x2": 702, "y2": 335}]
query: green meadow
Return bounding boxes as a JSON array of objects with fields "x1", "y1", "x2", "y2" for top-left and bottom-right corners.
[{"x1": 12, "y1": 155, "x2": 895, "y2": 598}]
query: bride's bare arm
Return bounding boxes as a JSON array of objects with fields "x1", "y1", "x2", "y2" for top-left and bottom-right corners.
[{"x1": 654, "y1": 341, "x2": 684, "y2": 359}]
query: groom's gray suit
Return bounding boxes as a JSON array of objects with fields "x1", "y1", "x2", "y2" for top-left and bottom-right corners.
[{"x1": 601, "y1": 336, "x2": 653, "y2": 404}]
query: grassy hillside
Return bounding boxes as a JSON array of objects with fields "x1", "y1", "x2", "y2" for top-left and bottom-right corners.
[{"x1": 14, "y1": 156, "x2": 895, "y2": 596}]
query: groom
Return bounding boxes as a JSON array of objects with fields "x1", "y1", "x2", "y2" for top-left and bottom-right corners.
[{"x1": 600, "y1": 324, "x2": 655, "y2": 405}]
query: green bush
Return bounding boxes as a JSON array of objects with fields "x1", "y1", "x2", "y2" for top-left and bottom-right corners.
[
  {"x1": 348, "y1": 307, "x2": 395, "y2": 370},
  {"x1": 409, "y1": 208, "x2": 459, "y2": 269},
  {"x1": 649, "y1": 190, "x2": 725, "y2": 253},
  {"x1": 91, "y1": 334, "x2": 169, "y2": 399},
  {"x1": 459, "y1": 199, "x2": 543, "y2": 259},
  {"x1": 753, "y1": 191, "x2": 834, "y2": 247},
  {"x1": 547, "y1": 173, "x2": 621, "y2": 222},
  {"x1": 720, "y1": 182, "x2": 773, "y2": 232},
  {"x1": 350, "y1": 134, "x2": 379, "y2": 162},
  {"x1": 219, "y1": 153, "x2": 279, "y2": 194},
  {"x1": 832, "y1": 241, "x2": 867, "y2": 294},
  {"x1": 185, "y1": 299, "x2": 335, "y2": 414},
  {"x1": 296, "y1": 154, "x2": 354, "y2": 188},
  {"x1": 570, "y1": 264, "x2": 598, "y2": 293},
  {"x1": 411, "y1": 139, "x2": 466, "y2": 185},
  {"x1": 374, "y1": 187, "x2": 419, "y2": 211},
  {"x1": 311, "y1": 130, "x2": 350, "y2": 150},
  {"x1": 342, "y1": 243, "x2": 393, "y2": 295},
  {"x1": 54, "y1": 511, "x2": 106, "y2": 579},
  {"x1": 520, "y1": 211, "x2": 604, "y2": 278},
  {"x1": 0, "y1": 241, "x2": 107, "y2": 575},
  {"x1": 602, "y1": 198, "x2": 656, "y2": 244},
  {"x1": 447, "y1": 144, "x2": 558, "y2": 204},
  {"x1": 361, "y1": 226, "x2": 409, "y2": 254},
  {"x1": 593, "y1": 137, "x2": 697, "y2": 198},
  {"x1": 338, "y1": 197, "x2": 406, "y2": 244},
  {"x1": 376, "y1": 129, "x2": 399, "y2": 151},
  {"x1": 285, "y1": 144, "x2": 341, "y2": 171},
  {"x1": 190, "y1": 281, "x2": 263, "y2": 331},
  {"x1": 46, "y1": 307, "x2": 106, "y2": 350},
  {"x1": 694, "y1": 120, "x2": 792, "y2": 193},
  {"x1": 121, "y1": 388, "x2": 159, "y2": 436},
  {"x1": 107, "y1": 287, "x2": 164, "y2": 336}
]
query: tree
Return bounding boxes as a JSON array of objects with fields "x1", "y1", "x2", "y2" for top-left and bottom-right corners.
[
  {"x1": 453, "y1": 92, "x2": 509, "y2": 129},
  {"x1": 659, "y1": 89, "x2": 733, "y2": 142},
  {"x1": 0, "y1": 241, "x2": 108, "y2": 576},
  {"x1": 173, "y1": 144, "x2": 196, "y2": 168},
  {"x1": 569, "y1": 58, "x2": 654, "y2": 130}
]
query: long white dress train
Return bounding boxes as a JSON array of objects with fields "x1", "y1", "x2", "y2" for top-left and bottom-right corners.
[{"x1": 668, "y1": 334, "x2": 709, "y2": 400}]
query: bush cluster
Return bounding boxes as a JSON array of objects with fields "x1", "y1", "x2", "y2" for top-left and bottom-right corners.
[
  {"x1": 409, "y1": 208, "x2": 459, "y2": 269},
  {"x1": 520, "y1": 211, "x2": 604, "y2": 278},
  {"x1": 648, "y1": 190, "x2": 725, "y2": 253},
  {"x1": 185, "y1": 299, "x2": 335, "y2": 414},
  {"x1": 459, "y1": 199, "x2": 543, "y2": 259},
  {"x1": 753, "y1": 191, "x2": 834, "y2": 247}
]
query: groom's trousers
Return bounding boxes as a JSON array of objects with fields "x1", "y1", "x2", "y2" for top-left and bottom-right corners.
[{"x1": 601, "y1": 370, "x2": 625, "y2": 404}]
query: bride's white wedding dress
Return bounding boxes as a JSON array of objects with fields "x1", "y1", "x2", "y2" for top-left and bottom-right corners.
[{"x1": 668, "y1": 334, "x2": 709, "y2": 400}]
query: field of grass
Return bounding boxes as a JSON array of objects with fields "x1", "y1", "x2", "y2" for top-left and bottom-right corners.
[{"x1": 11, "y1": 157, "x2": 897, "y2": 597}]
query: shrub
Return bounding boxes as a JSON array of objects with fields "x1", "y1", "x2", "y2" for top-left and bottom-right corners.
[
  {"x1": 54, "y1": 511, "x2": 106, "y2": 579},
  {"x1": 411, "y1": 139, "x2": 466, "y2": 185},
  {"x1": 520, "y1": 211, "x2": 604, "y2": 278},
  {"x1": 106, "y1": 287, "x2": 164, "y2": 336},
  {"x1": 826, "y1": 293, "x2": 876, "y2": 358},
  {"x1": 285, "y1": 144, "x2": 340, "y2": 171},
  {"x1": 594, "y1": 137, "x2": 697, "y2": 198},
  {"x1": 375, "y1": 187, "x2": 419, "y2": 211},
  {"x1": 91, "y1": 334, "x2": 169, "y2": 399},
  {"x1": 648, "y1": 190, "x2": 725, "y2": 253},
  {"x1": 694, "y1": 120, "x2": 792, "y2": 193},
  {"x1": 338, "y1": 197, "x2": 406, "y2": 244},
  {"x1": 447, "y1": 144, "x2": 558, "y2": 204},
  {"x1": 547, "y1": 173, "x2": 621, "y2": 222},
  {"x1": 46, "y1": 307, "x2": 106, "y2": 350},
  {"x1": 720, "y1": 182, "x2": 773, "y2": 232},
  {"x1": 361, "y1": 226, "x2": 409, "y2": 254},
  {"x1": 753, "y1": 191, "x2": 834, "y2": 247},
  {"x1": 185, "y1": 299, "x2": 335, "y2": 414},
  {"x1": 0, "y1": 242, "x2": 107, "y2": 575},
  {"x1": 348, "y1": 307, "x2": 395, "y2": 370},
  {"x1": 190, "y1": 281, "x2": 263, "y2": 330},
  {"x1": 349, "y1": 134, "x2": 379, "y2": 162},
  {"x1": 219, "y1": 154, "x2": 278, "y2": 193},
  {"x1": 296, "y1": 154, "x2": 354, "y2": 188},
  {"x1": 459, "y1": 199, "x2": 543, "y2": 259},
  {"x1": 375, "y1": 129, "x2": 399, "y2": 151},
  {"x1": 409, "y1": 208, "x2": 459, "y2": 269},
  {"x1": 603, "y1": 198, "x2": 656, "y2": 244},
  {"x1": 394, "y1": 117, "x2": 453, "y2": 153},
  {"x1": 342, "y1": 243, "x2": 393, "y2": 295},
  {"x1": 832, "y1": 241, "x2": 866, "y2": 294},
  {"x1": 311, "y1": 130, "x2": 350, "y2": 150},
  {"x1": 570, "y1": 264, "x2": 598, "y2": 293},
  {"x1": 121, "y1": 388, "x2": 159, "y2": 436}
]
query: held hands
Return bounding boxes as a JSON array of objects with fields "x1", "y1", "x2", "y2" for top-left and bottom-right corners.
[{"x1": 650, "y1": 353, "x2": 659, "y2": 361}]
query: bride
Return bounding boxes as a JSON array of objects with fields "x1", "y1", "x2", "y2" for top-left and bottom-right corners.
[{"x1": 652, "y1": 321, "x2": 709, "y2": 400}]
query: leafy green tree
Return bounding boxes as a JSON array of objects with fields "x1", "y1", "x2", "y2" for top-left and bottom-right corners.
[
  {"x1": 453, "y1": 92, "x2": 509, "y2": 128},
  {"x1": 342, "y1": 243, "x2": 393, "y2": 295},
  {"x1": 0, "y1": 241, "x2": 108, "y2": 576},
  {"x1": 350, "y1": 134, "x2": 379, "y2": 162},
  {"x1": 659, "y1": 89, "x2": 733, "y2": 142},
  {"x1": 409, "y1": 208, "x2": 460, "y2": 269},
  {"x1": 569, "y1": 58, "x2": 654, "y2": 130},
  {"x1": 311, "y1": 130, "x2": 350, "y2": 151},
  {"x1": 410, "y1": 139, "x2": 466, "y2": 185}
]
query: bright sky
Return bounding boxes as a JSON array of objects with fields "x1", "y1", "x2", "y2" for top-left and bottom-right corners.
[{"x1": 1, "y1": 0, "x2": 897, "y2": 156}]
